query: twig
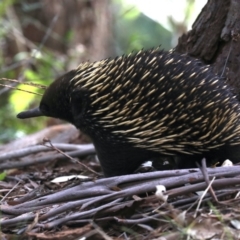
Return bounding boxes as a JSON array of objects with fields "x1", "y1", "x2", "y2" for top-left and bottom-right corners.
[
  {"x1": 194, "y1": 176, "x2": 216, "y2": 218},
  {"x1": 0, "y1": 181, "x2": 21, "y2": 203},
  {"x1": 0, "y1": 148, "x2": 96, "y2": 170},
  {"x1": 43, "y1": 139, "x2": 100, "y2": 176},
  {"x1": 0, "y1": 143, "x2": 94, "y2": 162}
]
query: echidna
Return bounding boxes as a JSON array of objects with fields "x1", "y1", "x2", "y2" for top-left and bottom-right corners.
[{"x1": 17, "y1": 49, "x2": 240, "y2": 176}]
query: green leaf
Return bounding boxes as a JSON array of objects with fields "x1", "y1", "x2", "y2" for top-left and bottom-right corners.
[{"x1": 0, "y1": 171, "x2": 7, "y2": 181}]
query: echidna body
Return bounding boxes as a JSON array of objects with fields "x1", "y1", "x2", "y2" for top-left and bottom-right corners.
[{"x1": 17, "y1": 49, "x2": 240, "y2": 176}]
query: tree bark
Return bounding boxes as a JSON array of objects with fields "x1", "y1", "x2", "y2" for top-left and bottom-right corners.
[{"x1": 176, "y1": 0, "x2": 240, "y2": 99}]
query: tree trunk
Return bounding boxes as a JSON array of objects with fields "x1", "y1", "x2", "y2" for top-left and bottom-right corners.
[{"x1": 176, "y1": 0, "x2": 240, "y2": 99}]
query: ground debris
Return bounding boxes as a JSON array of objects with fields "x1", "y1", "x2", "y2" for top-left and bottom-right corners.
[{"x1": 1, "y1": 126, "x2": 240, "y2": 239}]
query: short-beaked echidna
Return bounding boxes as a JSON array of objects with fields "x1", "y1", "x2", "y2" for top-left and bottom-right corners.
[{"x1": 17, "y1": 49, "x2": 240, "y2": 176}]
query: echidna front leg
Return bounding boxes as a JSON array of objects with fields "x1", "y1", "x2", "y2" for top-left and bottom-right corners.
[{"x1": 92, "y1": 141, "x2": 159, "y2": 177}]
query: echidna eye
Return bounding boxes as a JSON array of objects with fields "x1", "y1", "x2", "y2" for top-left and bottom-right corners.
[{"x1": 40, "y1": 103, "x2": 49, "y2": 114}]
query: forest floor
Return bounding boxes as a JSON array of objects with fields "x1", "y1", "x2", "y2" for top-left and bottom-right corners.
[{"x1": 1, "y1": 124, "x2": 240, "y2": 240}]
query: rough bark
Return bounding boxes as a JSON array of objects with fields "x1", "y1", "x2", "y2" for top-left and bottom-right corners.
[{"x1": 176, "y1": 0, "x2": 240, "y2": 98}]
